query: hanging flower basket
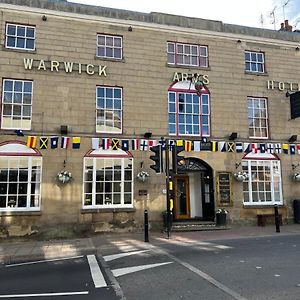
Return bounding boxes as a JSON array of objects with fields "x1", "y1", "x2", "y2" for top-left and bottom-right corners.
[
  {"x1": 56, "y1": 170, "x2": 72, "y2": 184},
  {"x1": 233, "y1": 171, "x2": 248, "y2": 182},
  {"x1": 137, "y1": 171, "x2": 150, "y2": 182},
  {"x1": 292, "y1": 173, "x2": 300, "y2": 182}
]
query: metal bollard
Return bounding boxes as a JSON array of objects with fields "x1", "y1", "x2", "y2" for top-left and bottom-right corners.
[
  {"x1": 144, "y1": 210, "x2": 149, "y2": 242},
  {"x1": 274, "y1": 205, "x2": 280, "y2": 233}
]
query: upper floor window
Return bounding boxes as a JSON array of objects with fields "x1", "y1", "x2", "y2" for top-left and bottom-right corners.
[
  {"x1": 5, "y1": 23, "x2": 35, "y2": 51},
  {"x1": 167, "y1": 42, "x2": 208, "y2": 67},
  {"x1": 248, "y1": 97, "x2": 268, "y2": 139},
  {"x1": 1, "y1": 79, "x2": 33, "y2": 130},
  {"x1": 0, "y1": 142, "x2": 42, "y2": 212},
  {"x1": 245, "y1": 51, "x2": 265, "y2": 73},
  {"x1": 96, "y1": 34, "x2": 122, "y2": 59},
  {"x1": 168, "y1": 81, "x2": 210, "y2": 137},
  {"x1": 96, "y1": 86, "x2": 122, "y2": 133},
  {"x1": 242, "y1": 153, "x2": 282, "y2": 206}
]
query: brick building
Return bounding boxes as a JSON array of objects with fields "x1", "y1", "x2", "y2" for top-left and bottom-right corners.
[{"x1": 1, "y1": 0, "x2": 300, "y2": 236}]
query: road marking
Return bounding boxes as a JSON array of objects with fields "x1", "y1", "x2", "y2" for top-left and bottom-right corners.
[
  {"x1": 155, "y1": 247, "x2": 247, "y2": 300},
  {"x1": 256, "y1": 266, "x2": 262, "y2": 269},
  {"x1": 5, "y1": 256, "x2": 84, "y2": 268},
  {"x1": 0, "y1": 291, "x2": 88, "y2": 298},
  {"x1": 274, "y1": 274, "x2": 280, "y2": 277},
  {"x1": 112, "y1": 262, "x2": 173, "y2": 277},
  {"x1": 87, "y1": 255, "x2": 107, "y2": 288},
  {"x1": 104, "y1": 250, "x2": 150, "y2": 262}
]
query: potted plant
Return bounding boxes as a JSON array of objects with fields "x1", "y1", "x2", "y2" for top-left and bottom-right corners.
[
  {"x1": 137, "y1": 171, "x2": 150, "y2": 182},
  {"x1": 56, "y1": 170, "x2": 72, "y2": 184},
  {"x1": 292, "y1": 172, "x2": 300, "y2": 182},
  {"x1": 215, "y1": 208, "x2": 228, "y2": 226},
  {"x1": 233, "y1": 171, "x2": 248, "y2": 182}
]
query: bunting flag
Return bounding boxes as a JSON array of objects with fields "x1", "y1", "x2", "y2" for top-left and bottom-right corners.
[
  {"x1": 211, "y1": 141, "x2": 218, "y2": 152},
  {"x1": 102, "y1": 138, "x2": 110, "y2": 150},
  {"x1": 72, "y1": 137, "x2": 81, "y2": 149},
  {"x1": 227, "y1": 142, "x2": 235, "y2": 153},
  {"x1": 243, "y1": 143, "x2": 251, "y2": 153},
  {"x1": 61, "y1": 136, "x2": 70, "y2": 149},
  {"x1": 39, "y1": 137, "x2": 48, "y2": 149},
  {"x1": 259, "y1": 143, "x2": 266, "y2": 153},
  {"x1": 297, "y1": 144, "x2": 300, "y2": 155},
  {"x1": 159, "y1": 138, "x2": 166, "y2": 150},
  {"x1": 15, "y1": 130, "x2": 24, "y2": 136},
  {"x1": 185, "y1": 140, "x2": 193, "y2": 152},
  {"x1": 282, "y1": 143, "x2": 289, "y2": 154},
  {"x1": 275, "y1": 143, "x2": 282, "y2": 154},
  {"x1": 140, "y1": 139, "x2": 148, "y2": 151},
  {"x1": 92, "y1": 138, "x2": 100, "y2": 150},
  {"x1": 27, "y1": 136, "x2": 37, "y2": 148},
  {"x1": 219, "y1": 141, "x2": 226, "y2": 152},
  {"x1": 148, "y1": 140, "x2": 157, "y2": 149},
  {"x1": 193, "y1": 141, "x2": 201, "y2": 151},
  {"x1": 121, "y1": 140, "x2": 129, "y2": 151},
  {"x1": 131, "y1": 139, "x2": 139, "y2": 150},
  {"x1": 267, "y1": 143, "x2": 274, "y2": 154},
  {"x1": 176, "y1": 140, "x2": 184, "y2": 147},
  {"x1": 50, "y1": 136, "x2": 58, "y2": 149},
  {"x1": 290, "y1": 144, "x2": 296, "y2": 155},
  {"x1": 111, "y1": 139, "x2": 120, "y2": 150},
  {"x1": 235, "y1": 142, "x2": 243, "y2": 153},
  {"x1": 251, "y1": 143, "x2": 259, "y2": 153}
]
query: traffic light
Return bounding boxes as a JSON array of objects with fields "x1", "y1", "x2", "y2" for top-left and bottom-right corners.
[
  {"x1": 172, "y1": 144, "x2": 185, "y2": 174},
  {"x1": 150, "y1": 145, "x2": 163, "y2": 173}
]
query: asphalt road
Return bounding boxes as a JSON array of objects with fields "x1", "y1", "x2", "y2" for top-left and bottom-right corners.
[
  {"x1": 100, "y1": 233, "x2": 300, "y2": 300},
  {"x1": 1, "y1": 234, "x2": 300, "y2": 299}
]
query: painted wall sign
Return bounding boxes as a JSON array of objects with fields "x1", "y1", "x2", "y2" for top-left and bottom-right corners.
[
  {"x1": 172, "y1": 72, "x2": 209, "y2": 84},
  {"x1": 23, "y1": 58, "x2": 107, "y2": 76},
  {"x1": 267, "y1": 80, "x2": 300, "y2": 92}
]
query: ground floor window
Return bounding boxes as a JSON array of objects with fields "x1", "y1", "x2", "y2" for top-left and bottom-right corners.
[
  {"x1": 242, "y1": 153, "x2": 282, "y2": 205},
  {"x1": 0, "y1": 143, "x2": 42, "y2": 211},
  {"x1": 83, "y1": 151, "x2": 133, "y2": 208}
]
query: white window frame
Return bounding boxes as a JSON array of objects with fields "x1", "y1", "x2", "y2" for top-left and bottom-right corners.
[
  {"x1": 168, "y1": 81, "x2": 210, "y2": 137},
  {"x1": 1, "y1": 79, "x2": 33, "y2": 130},
  {"x1": 5, "y1": 23, "x2": 36, "y2": 51},
  {"x1": 242, "y1": 153, "x2": 283, "y2": 206},
  {"x1": 83, "y1": 149, "x2": 133, "y2": 209},
  {"x1": 96, "y1": 86, "x2": 122, "y2": 134},
  {"x1": 247, "y1": 97, "x2": 269, "y2": 139},
  {"x1": 96, "y1": 34, "x2": 123, "y2": 60},
  {"x1": 0, "y1": 142, "x2": 42, "y2": 212},
  {"x1": 167, "y1": 42, "x2": 208, "y2": 67},
  {"x1": 245, "y1": 50, "x2": 265, "y2": 73}
]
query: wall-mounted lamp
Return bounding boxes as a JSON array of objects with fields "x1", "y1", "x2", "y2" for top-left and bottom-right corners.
[
  {"x1": 128, "y1": 26, "x2": 132, "y2": 32},
  {"x1": 288, "y1": 134, "x2": 297, "y2": 143},
  {"x1": 144, "y1": 132, "x2": 152, "y2": 138},
  {"x1": 292, "y1": 163, "x2": 299, "y2": 170},
  {"x1": 296, "y1": 47, "x2": 300, "y2": 51},
  {"x1": 237, "y1": 39, "x2": 242, "y2": 43},
  {"x1": 60, "y1": 125, "x2": 68, "y2": 135},
  {"x1": 228, "y1": 132, "x2": 238, "y2": 140},
  {"x1": 42, "y1": 15, "x2": 47, "y2": 21}
]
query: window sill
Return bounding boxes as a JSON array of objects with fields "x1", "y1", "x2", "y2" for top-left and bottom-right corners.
[
  {"x1": 243, "y1": 204, "x2": 285, "y2": 208},
  {"x1": 81, "y1": 207, "x2": 136, "y2": 213},
  {"x1": 94, "y1": 56, "x2": 125, "y2": 63},
  {"x1": 167, "y1": 64, "x2": 211, "y2": 71},
  {"x1": 2, "y1": 46, "x2": 37, "y2": 54},
  {"x1": 244, "y1": 71, "x2": 268, "y2": 76},
  {"x1": 0, "y1": 210, "x2": 41, "y2": 216}
]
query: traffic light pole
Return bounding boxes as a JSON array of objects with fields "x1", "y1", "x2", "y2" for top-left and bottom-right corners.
[{"x1": 165, "y1": 139, "x2": 171, "y2": 239}]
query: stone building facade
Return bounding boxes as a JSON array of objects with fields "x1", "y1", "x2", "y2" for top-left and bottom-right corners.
[{"x1": 1, "y1": 0, "x2": 300, "y2": 236}]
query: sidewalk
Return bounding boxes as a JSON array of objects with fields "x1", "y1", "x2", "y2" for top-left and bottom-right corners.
[{"x1": 0, "y1": 224, "x2": 299, "y2": 265}]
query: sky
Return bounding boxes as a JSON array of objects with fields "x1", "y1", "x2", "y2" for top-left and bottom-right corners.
[{"x1": 69, "y1": 0, "x2": 300, "y2": 31}]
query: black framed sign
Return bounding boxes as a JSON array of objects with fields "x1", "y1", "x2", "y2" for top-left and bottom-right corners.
[{"x1": 217, "y1": 172, "x2": 232, "y2": 205}]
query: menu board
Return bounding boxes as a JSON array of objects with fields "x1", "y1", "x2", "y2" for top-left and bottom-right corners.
[{"x1": 217, "y1": 172, "x2": 232, "y2": 204}]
